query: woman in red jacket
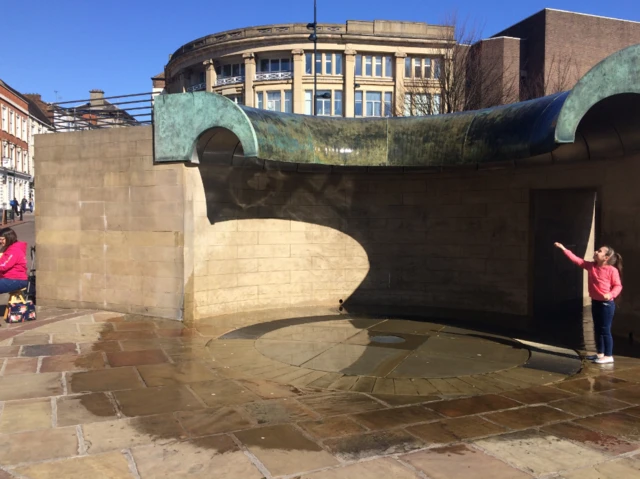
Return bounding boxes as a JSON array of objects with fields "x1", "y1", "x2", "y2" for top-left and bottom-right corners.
[
  {"x1": 554, "y1": 242, "x2": 623, "y2": 364},
  {"x1": 0, "y1": 228, "x2": 28, "y2": 294}
]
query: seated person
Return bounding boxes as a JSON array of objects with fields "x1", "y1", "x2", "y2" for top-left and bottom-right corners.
[{"x1": 0, "y1": 228, "x2": 28, "y2": 293}]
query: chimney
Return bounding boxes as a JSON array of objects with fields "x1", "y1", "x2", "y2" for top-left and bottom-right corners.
[
  {"x1": 89, "y1": 89, "x2": 105, "y2": 108},
  {"x1": 25, "y1": 94, "x2": 42, "y2": 102}
]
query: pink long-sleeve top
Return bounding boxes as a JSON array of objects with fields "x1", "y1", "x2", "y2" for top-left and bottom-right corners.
[{"x1": 563, "y1": 249, "x2": 622, "y2": 301}]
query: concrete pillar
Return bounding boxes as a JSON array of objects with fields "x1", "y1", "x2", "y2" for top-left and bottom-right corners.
[
  {"x1": 291, "y1": 49, "x2": 305, "y2": 114},
  {"x1": 394, "y1": 52, "x2": 407, "y2": 116},
  {"x1": 243, "y1": 53, "x2": 256, "y2": 107},
  {"x1": 204, "y1": 59, "x2": 216, "y2": 92},
  {"x1": 344, "y1": 49, "x2": 357, "y2": 117}
]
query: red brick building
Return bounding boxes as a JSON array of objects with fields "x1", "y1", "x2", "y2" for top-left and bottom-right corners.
[
  {"x1": 0, "y1": 80, "x2": 31, "y2": 208},
  {"x1": 476, "y1": 8, "x2": 640, "y2": 106}
]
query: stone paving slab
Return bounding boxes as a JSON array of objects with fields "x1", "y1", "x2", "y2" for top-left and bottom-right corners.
[{"x1": 0, "y1": 307, "x2": 638, "y2": 478}]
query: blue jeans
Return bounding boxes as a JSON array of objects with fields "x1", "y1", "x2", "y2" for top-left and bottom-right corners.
[
  {"x1": 0, "y1": 279, "x2": 29, "y2": 294},
  {"x1": 592, "y1": 300, "x2": 615, "y2": 357}
]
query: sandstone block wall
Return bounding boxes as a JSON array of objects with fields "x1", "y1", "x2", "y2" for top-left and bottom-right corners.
[{"x1": 35, "y1": 126, "x2": 186, "y2": 319}]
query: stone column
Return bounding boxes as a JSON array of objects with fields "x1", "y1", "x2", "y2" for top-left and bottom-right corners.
[
  {"x1": 394, "y1": 52, "x2": 407, "y2": 116},
  {"x1": 204, "y1": 59, "x2": 216, "y2": 92},
  {"x1": 292, "y1": 49, "x2": 305, "y2": 114},
  {"x1": 344, "y1": 49, "x2": 357, "y2": 117},
  {"x1": 177, "y1": 72, "x2": 186, "y2": 93},
  {"x1": 243, "y1": 53, "x2": 256, "y2": 107}
]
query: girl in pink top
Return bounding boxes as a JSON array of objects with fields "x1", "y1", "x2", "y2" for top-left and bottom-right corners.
[{"x1": 554, "y1": 242, "x2": 623, "y2": 364}]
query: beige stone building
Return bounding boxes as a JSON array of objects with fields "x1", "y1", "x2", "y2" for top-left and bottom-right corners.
[{"x1": 163, "y1": 20, "x2": 451, "y2": 117}]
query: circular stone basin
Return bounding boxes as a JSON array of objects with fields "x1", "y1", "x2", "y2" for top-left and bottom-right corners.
[{"x1": 370, "y1": 335, "x2": 406, "y2": 344}]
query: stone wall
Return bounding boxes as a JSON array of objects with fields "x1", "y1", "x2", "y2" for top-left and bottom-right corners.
[
  {"x1": 34, "y1": 127, "x2": 640, "y2": 343},
  {"x1": 34, "y1": 126, "x2": 186, "y2": 319}
]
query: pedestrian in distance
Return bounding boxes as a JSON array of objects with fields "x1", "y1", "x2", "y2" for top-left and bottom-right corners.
[{"x1": 554, "y1": 242, "x2": 622, "y2": 364}]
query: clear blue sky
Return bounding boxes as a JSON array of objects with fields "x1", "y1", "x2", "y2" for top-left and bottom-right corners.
[{"x1": 2, "y1": 0, "x2": 638, "y2": 102}]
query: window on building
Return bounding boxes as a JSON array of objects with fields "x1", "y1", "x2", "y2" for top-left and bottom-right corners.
[
  {"x1": 305, "y1": 53, "x2": 313, "y2": 74},
  {"x1": 315, "y1": 90, "x2": 331, "y2": 116},
  {"x1": 219, "y1": 63, "x2": 245, "y2": 78},
  {"x1": 433, "y1": 93, "x2": 441, "y2": 114},
  {"x1": 384, "y1": 92, "x2": 393, "y2": 117},
  {"x1": 284, "y1": 91, "x2": 292, "y2": 113},
  {"x1": 22, "y1": 119, "x2": 26, "y2": 140},
  {"x1": 414, "y1": 58, "x2": 422, "y2": 78},
  {"x1": 355, "y1": 91, "x2": 363, "y2": 116},
  {"x1": 404, "y1": 93, "x2": 412, "y2": 116},
  {"x1": 366, "y1": 92, "x2": 382, "y2": 117},
  {"x1": 15, "y1": 115, "x2": 20, "y2": 140},
  {"x1": 325, "y1": 54, "x2": 332, "y2": 75},
  {"x1": 365, "y1": 56, "x2": 372, "y2": 76},
  {"x1": 305, "y1": 90, "x2": 313, "y2": 115},
  {"x1": 334, "y1": 91, "x2": 343, "y2": 116},
  {"x1": 226, "y1": 94, "x2": 243, "y2": 105},
  {"x1": 335, "y1": 54, "x2": 343, "y2": 75},
  {"x1": 434, "y1": 59, "x2": 442, "y2": 79},
  {"x1": 375, "y1": 56, "x2": 382, "y2": 77},
  {"x1": 404, "y1": 58, "x2": 411, "y2": 78},
  {"x1": 385, "y1": 57, "x2": 393, "y2": 78},
  {"x1": 9, "y1": 111, "x2": 14, "y2": 136},
  {"x1": 403, "y1": 93, "x2": 441, "y2": 116},
  {"x1": 258, "y1": 59, "x2": 292, "y2": 73},
  {"x1": 266, "y1": 91, "x2": 281, "y2": 111},
  {"x1": 199, "y1": 72, "x2": 206, "y2": 83},
  {"x1": 1, "y1": 107, "x2": 6, "y2": 132},
  {"x1": 315, "y1": 54, "x2": 321, "y2": 75},
  {"x1": 257, "y1": 92, "x2": 264, "y2": 109},
  {"x1": 424, "y1": 59, "x2": 432, "y2": 79},
  {"x1": 355, "y1": 55, "x2": 362, "y2": 76}
]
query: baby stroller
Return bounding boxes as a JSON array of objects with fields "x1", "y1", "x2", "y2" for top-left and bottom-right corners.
[{"x1": 26, "y1": 246, "x2": 36, "y2": 304}]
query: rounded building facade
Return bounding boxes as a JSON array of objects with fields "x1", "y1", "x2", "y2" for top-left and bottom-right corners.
[{"x1": 164, "y1": 20, "x2": 451, "y2": 117}]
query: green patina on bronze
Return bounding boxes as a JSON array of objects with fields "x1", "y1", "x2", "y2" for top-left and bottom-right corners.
[
  {"x1": 153, "y1": 45, "x2": 640, "y2": 166},
  {"x1": 555, "y1": 43, "x2": 640, "y2": 143}
]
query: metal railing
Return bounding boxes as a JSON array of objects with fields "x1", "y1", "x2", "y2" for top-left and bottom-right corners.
[
  {"x1": 187, "y1": 83, "x2": 206, "y2": 92},
  {"x1": 255, "y1": 71, "x2": 293, "y2": 81},
  {"x1": 215, "y1": 76, "x2": 245, "y2": 86},
  {"x1": 49, "y1": 92, "x2": 156, "y2": 132}
]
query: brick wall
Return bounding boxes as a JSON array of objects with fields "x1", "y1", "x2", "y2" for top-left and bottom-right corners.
[{"x1": 35, "y1": 126, "x2": 186, "y2": 319}]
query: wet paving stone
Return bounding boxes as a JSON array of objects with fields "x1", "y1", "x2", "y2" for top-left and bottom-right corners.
[
  {"x1": 501, "y1": 385, "x2": 576, "y2": 404},
  {"x1": 550, "y1": 393, "x2": 630, "y2": 416},
  {"x1": 482, "y1": 405, "x2": 574, "y2": 429},
  {"x1": 69, "y1": 367, "x2": 144, "y2": 393},
  {"x1": 599, "y1": 385, "x2": 640, "y2": 404},
  {"x1": 106, "y1": 349, "x2": 168, "y2": 367},
  {"x1": 298, "y1": 416, "x2": 367, "y2": 440},
  {"x1": 136, "y1": 362, "x2": 218, "y2": 387},
  {"x1": 426, "y1": 394, "x2": 521, "y2": 418},
  {"x1": 14, "y1": 451, "x2": 135, "y2": 478},
  {"x1": 131, "y1": 435, "x2": 265, "y2": 478},
  {"x1": 401, "y1": 444, "x2": 532, "y2": 479},
  {"x1": 56, "y1": 393, "x2": 118, "y2": 426},
  {"x1": 114, "y1": 385, "x2": 203, "y2": 417},
  {"x1": 0, "y1": 426, "x2": 78, "y2": 466},
  {"x1": 234, "y1": 424, "x2": 339, "y2": 476},
  {"x1": 235, "y1": 378, "x2": 305, "y2": 399},
  {"x1": 78, "y1": 341, "x2": 122, "y2": 354},
  {"x1": 243, "y1": 398, "x2": 319, "y2": 425},
  {"x1": 298, "y1": 392, "x2": 385, "y2": 416},
  {"x1": 610, "y1": 367, "x2": 640, "y2": 383},
  {"x1": 40, "y1": 352, "x2": 106, "y2": 373},
  {"x1": 575, "y1": 411, "x2": 640, "y2": 441},
  {"x1": 372, "y1": 394, "x2": 440, "y2": 406},
  {"x1": 189, "y1": 379, "x2": 262, "y2": 407},
  {"x1": 406, "y1": 416, "x2": 508, "y2": 444},
  {"x1": 553, "y1": 376, "x2": 630, "y2": 394},
  {"x1": 21, "y1": 343, "x2": 77, "y2": 357},
  {"x1": 351, "y1": 405, "x2": 441, "y2": 430},
  {"x1": 82, "y1": 414, "x2": 187, "y2": 454},
  {"x1": 100, "y1": 330, "x2": 158, "y2": 341},
  {"x1": 324, "y1": 429, "x2": 425, "y2": 461},
  {"x1": 176, "y1": 407, "x2": 253, "y2": 437},
  {"x1": 622, "y1": 405, "x2": 640, "y2": 417},
  {"x1": 542, "y1": 421, "x2": 639, "y2": 456}
]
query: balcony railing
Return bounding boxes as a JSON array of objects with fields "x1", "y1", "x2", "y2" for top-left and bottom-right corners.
[
  {"x1": 255, "y1": 71, "x2": 293, "y2": 81},
  {"x1": 215, "y1": 76, "x2": 245, "y2": 86},
  {"x1": 187, "y1": 82, "x2": 206, "y2": 92}
]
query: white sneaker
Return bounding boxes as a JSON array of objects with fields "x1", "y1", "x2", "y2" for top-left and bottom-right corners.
[{"x1": 595, "y1": 356, "x2": 614, "y2": 364}]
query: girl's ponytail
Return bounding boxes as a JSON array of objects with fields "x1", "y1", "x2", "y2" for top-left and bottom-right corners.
[{"x1": 604, "y1": 246, "x2": 623, "y2": 274}]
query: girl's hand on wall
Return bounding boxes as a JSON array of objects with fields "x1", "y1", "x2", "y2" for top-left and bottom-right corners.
[{"x1": 554, "y1": 242, "x2": 566, "y2": 250}]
